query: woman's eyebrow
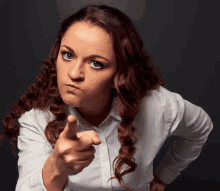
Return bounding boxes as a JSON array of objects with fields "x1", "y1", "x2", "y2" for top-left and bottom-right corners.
[{"x1": 60, "y1": 45, "x2": 110, "y2": 63}]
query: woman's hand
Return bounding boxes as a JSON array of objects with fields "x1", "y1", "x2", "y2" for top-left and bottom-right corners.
[
  {"x1": 150, "y1": 179, "x2": 166, "y2": 191},
  {"x1": 51, "y1": 115, "x2": 101, "y2": 176},
  {"x1": 150, "y1": 173, "x2": 168, "y2": 191}
]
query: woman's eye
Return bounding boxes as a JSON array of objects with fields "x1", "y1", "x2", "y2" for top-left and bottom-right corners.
[
  {"x1": 61, "y1": 51, "x2": 104, "y2": 69},
  {"x1": 90, "y1": 61, "x2": 103, "y2": 69},
  {"x1": 61, "y1": 51, "x2": 72, "y2": 60}
]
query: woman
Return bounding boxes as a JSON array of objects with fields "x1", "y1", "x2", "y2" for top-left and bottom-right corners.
[{"x1": 0, "y1": 4, "x2": 213, "y2": 191}]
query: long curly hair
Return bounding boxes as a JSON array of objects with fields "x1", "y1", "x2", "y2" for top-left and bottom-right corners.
[{"x1": 0, "y1": 4, "x2": 165, "y2": 190}]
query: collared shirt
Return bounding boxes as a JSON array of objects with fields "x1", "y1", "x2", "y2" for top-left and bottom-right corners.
[{"x1": 15, "y1": 85, "x2": 213, "y2": 191}]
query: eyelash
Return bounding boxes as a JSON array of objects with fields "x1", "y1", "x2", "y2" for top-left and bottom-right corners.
[{"x1": 60, "y1": 51, "x2": 104, "y2": 70}]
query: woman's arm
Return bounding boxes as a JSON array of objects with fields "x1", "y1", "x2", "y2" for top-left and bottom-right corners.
[{"x1": 42, "y1": 154, "x2": 68, "y2": 191}]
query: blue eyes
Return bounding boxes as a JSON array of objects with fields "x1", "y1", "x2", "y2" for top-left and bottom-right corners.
[{"x1": 61, "y1": 51, "x2": 104, "y2": 70}]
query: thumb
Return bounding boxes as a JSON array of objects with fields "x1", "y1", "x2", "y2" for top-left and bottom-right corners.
[
  {"x1": 93, "y1": 135, "x2": 102, "y2": 145},
  {"x1": 62, "y1": 115, "x2": 78, "y2": 140}
]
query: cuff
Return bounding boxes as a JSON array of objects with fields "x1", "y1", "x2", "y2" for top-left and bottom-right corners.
[
  {"x1": 153, "y1": 172, "x2": 169, "y2": 187},
  {"x1": 29, "y1": 163, "x2": 48, "y2": 190},
  {"x1": 154, "y1": 164, "x2": 179, "y2": 185}
]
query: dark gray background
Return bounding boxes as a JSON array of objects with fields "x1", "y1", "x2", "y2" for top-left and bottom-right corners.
[{"x1": 0, "y1": 0, "x2": 219, "y2": 190}]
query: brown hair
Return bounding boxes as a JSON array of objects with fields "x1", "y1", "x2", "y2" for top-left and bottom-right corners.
[{"x1": 0, "y1": 4, "x2": 165, "y2": 190}]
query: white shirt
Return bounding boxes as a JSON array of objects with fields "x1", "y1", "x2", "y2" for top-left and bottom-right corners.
[{"x1": 15, "y1": 85, "x2": 213, "y2": 191}]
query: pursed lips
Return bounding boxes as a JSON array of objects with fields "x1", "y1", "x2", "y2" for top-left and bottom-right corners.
[{"x1": 67, "y1": 84, "x2": 80, "y2": 89}]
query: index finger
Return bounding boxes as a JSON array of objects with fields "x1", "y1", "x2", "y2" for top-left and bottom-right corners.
[{"x1": 63, "y1": 115, "x2": 78, "y2": 140}]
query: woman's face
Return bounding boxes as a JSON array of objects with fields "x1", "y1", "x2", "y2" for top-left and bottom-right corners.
[{"x1": 56, "y1": 21, "x2": 118, "y2": 116}]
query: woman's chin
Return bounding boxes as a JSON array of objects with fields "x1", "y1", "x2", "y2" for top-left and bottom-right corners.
[{"x1": 62, "y1": 96, "x2": 82, "y2": 108}]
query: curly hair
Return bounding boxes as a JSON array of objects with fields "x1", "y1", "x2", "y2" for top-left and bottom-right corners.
[{"x1": 0, "y1": 4, "x2": 165, "y2": 190}]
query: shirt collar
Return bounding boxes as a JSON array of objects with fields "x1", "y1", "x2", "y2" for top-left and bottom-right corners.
[{"x1": 67, "y1": 95, "x2": 122, "y2": 128}]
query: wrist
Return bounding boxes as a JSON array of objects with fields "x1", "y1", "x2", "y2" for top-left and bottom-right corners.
[
  {"x1": 49, "y1": 153, "x2": 67, "y2": 177},
  {"x1": 153, "y1": 173, "x2": 169, "y2": 187}
]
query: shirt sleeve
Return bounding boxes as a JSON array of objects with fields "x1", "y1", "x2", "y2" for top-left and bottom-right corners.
[
  {"x1": 15, "y1": 108, "x2": 68, "y2": 191},
  {"x1": 154, "y1": 91, "x2": 214, "y2": 185}
]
